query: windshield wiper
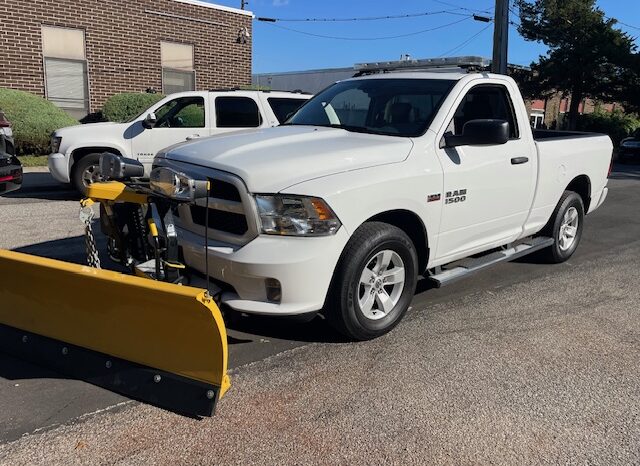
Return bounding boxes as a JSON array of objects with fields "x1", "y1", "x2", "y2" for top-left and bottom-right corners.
[
  {"x1": 283, "y1": 123, "x2": 391, "y2": 136},
  {"x1": 314, "y1": 124, "x2": 374, "y2": 134}
]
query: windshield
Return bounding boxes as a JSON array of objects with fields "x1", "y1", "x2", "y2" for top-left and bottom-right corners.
[
  {"x1": 268, "y1": 97, "x2": 308, "y2": 124},
  {"x1": 286, "y1": 78, "x2": 454, "y2": 137}
]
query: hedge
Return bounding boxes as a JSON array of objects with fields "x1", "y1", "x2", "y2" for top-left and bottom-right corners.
[
  {"x1": 102, "y1": 92, "x2": 165, "y2": 123},
  {"x1": 577, "y1": 109, "x2": 640, "y2": 147},
  {"x1": 0, "y1": 88, "x2": 78, "y2": 155}
]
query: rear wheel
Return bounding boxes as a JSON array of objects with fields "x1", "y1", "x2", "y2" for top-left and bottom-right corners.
[
  {"x1": 326, "y1": 222, "x2": 418, "y2": 341},
  {"x1": 72, "y1": 153, "x2": 104, "y2": 195},
  {"x1": 541, "y1": 191, "x2": 584, "y2": 263}
]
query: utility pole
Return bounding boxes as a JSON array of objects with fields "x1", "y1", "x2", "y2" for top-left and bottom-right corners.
[
  {"x1": 492, "y1": 0, "x2": 509, "y2": 74},
  {"x1": 241, "y1": 0, "x2": 247, "y2": 9}
]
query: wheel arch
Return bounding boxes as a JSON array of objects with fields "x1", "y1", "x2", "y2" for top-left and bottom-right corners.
[
  {"x1": 364, "y1": 209, "x2": 430, "y2": 274},
  {"x1": 71, "y1": 146, "x2": 124, "y2": 168},
  {"x1": 565, "y1": 175, "x2": 591, "y2": 212}
]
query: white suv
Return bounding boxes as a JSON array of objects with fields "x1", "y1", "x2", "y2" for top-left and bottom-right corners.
[{"x1": 49, "y1": 90, "x2": 311, "y2": 193}]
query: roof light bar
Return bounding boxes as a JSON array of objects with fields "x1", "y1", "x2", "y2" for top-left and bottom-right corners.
[{"x1": 354, "y1": 56, "x2": 491, "y2": 73}]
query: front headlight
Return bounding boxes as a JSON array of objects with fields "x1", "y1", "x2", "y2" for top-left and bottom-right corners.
[
  {"x1": 149, "y1": 167, "x2": 208, "y2": 201},
  {"x1": 255, "y1": 194, "x2": 341, "y2": 236},
  {"x1": 50, "y1": 136, "x2": 62, "y2": 153}
]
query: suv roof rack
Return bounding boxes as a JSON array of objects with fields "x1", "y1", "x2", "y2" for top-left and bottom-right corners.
[
  {"x1": 353, "y1": 56, "x2": 491, "y2": 76},
  {"x1": 208, "y1": 87, "x2": 312, "y2": 94},
  {"x1": 208, "y1": 87, "x2": 242, "y2": 92}
]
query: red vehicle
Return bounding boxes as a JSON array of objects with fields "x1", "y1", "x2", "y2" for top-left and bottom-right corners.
[{"x1": 0, "y1": 111, "x2": 22, "y2": 194}]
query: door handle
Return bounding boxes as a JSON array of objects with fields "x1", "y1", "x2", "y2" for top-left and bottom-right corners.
[
  {"x1": 511, "y1": 157, "x2": 529, "y2": 165},
  {"x1": 186, "y1": 134, "x2": 201, "y2": 141}
]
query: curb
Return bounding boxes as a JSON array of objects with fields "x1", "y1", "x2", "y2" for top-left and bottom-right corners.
[{"x1": 23, "y1": 166, "x2": 50, "y2": 174}]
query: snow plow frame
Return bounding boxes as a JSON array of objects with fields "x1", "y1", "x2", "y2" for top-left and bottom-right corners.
[{"x1": 0, "y1": 179, "x2": 230, "y2": 417}]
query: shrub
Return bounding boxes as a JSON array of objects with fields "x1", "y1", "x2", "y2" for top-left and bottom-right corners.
[
  {"x1": 577, "y1": 109, "x2": 640, "y2": 146},
  {"x1": 102, "y1": 92, "x2": 165, "y2": 123},
  {"x1": 0, "y1": 88, "x2": 78, "y2": 155}
]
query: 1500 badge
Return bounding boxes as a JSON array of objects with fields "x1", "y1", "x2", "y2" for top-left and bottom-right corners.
[{"x1": 445, "y1": 189, "x2": 467, "y2": 204}]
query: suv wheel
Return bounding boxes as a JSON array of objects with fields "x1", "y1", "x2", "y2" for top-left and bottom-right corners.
[
  {"x1": 72, "y1": 153, "x2": 104, "y2": 195},
  {"x1": 326, "y1": 222, "x2": 418, "y2": 340}
]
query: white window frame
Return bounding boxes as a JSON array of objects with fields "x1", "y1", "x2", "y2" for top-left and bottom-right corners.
[{"x1": 41, "y1": 26, "x2": 90, "y2": 118}]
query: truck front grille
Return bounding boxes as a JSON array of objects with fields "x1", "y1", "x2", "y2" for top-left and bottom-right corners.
[
  {"x1": 209, "y1": 179, "x2": 242, "y2": 202},
  {"x1": 169, "y1": 166, "x2": 258, "y2": 247},
  {"x1": 190, "y1": 205, "x2": 248, "y2": 235}
]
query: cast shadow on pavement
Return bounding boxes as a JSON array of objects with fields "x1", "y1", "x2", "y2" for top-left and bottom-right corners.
[
  {"x1": 609, "y1": 162, "x2": 640, "y2": 181},
  {"x1": 4, "y1": 172, "x2": 79, "y2": 202}
]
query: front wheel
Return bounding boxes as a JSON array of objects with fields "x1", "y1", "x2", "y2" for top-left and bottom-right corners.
[
  {"x1": 72, "y1": 153, "x2": 104, "y2": 195},
  {"x1": 325, "y1": 222, "x2": 418, "y2": 341}
]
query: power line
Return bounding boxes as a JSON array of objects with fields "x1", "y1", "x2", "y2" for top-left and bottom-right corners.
[
  {"x1": 257, "y1": 9, "x2": 472, "y2": 23},
  {"x1": 438, "y1": 23, "x2": 493, "y2": 57},
  {"x1": 609, "y1": 18, "x2": 640, "y2": 32},
  {"x1": 432, "y1": 0, "x2": 493, "y2": 15},
  {"x1": 259, "y1": 16, "x2": 473, "y2": 41}
]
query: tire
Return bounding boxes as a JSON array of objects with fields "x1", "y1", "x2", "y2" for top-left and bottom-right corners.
[
  {"x1": 540, "y1": 190, "x2": 585, "y2": 263},
  {"x1": 72, "y1": 153, "x2": 104, "y2": 195},
  {"x1": 325, "y1": 222, "x2": 418, "y2": 341}
]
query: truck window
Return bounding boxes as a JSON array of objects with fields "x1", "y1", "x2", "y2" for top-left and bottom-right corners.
[
  {"x1": 155, "y1": 97, "x2": 205, "y2": 128},
  {"x1": 450, "y1": 85, "x2": 519, "y2": 139},
  {"x1": 215, "y1": 97, "x2": 262, "y2": 128},
  {"x1": 267, "y1": 98, "x2": 307, "y2": 124}
]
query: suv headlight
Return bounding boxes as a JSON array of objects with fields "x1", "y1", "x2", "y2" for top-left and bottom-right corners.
[
  {"x1": 255, "y1": 194, "x2": 341, "y2": 236},
  {"x1": 50, "y1": 136, "x2": 62, "y2": 153}
]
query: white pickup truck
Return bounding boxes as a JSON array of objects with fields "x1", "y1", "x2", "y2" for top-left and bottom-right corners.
[
  {"x1": 48, "y1": 90, "x2": 311, "y2": 193},
  {"x1": 151, "y1": 70, "x2": 612, "y2": 340}
]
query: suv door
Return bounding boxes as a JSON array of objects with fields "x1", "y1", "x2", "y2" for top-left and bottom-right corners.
[
  {"x1": 434, "y1": 82, "x2": 536, "y2": 261},
  {"x1": 131, "y1": 95, "x2": 208, "y2": 171}
]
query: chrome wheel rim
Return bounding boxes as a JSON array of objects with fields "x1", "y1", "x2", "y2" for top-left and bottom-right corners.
[
  {"x1": 358, "y1": 250, "x2": 405, "y2": 320},
  {"x1": 82, "y1": 164, "x2": 103, "y2": 187},
  {"x1": 558, "y1": 206, "x2": 579, "y2": 251}
]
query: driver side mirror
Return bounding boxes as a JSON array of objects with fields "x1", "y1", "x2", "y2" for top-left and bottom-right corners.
[
  {"x1": 444, "y1": 119, "x2": 509, "y2": 148},
  {"x1": 142, "y1": 112, "x2": 157, "y2": 129}
]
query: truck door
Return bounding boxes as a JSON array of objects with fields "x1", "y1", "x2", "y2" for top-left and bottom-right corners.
[
  {"x1": 131, "y1": 95, "x2": 208, "y2": 172},
  {"x1": 434, "y1": 83, "x2": 536, "y2": 261}
]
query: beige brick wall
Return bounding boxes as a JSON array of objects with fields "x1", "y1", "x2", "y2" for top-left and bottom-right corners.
[{"x1": 0, "y1": 0, "x2": 252, "y2": 112}]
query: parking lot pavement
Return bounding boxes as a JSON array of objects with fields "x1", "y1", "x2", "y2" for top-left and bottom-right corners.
[{"x1": 0, "y1": 165, "x2": 639, "y2": 463}]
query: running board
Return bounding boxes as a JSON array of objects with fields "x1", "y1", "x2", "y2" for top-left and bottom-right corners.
[{"x1": 427, "y1": 236, "x2": 554, "y2": 288}]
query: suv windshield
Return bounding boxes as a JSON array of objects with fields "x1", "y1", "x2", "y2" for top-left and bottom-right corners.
[{"x1": 286, "y1": 78, "x2": 454, "y2": 137}]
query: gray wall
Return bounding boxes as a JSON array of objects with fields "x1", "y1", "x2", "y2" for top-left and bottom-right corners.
[{"x1": 252, "y1": 68, "x2": 354, "y2": 94}]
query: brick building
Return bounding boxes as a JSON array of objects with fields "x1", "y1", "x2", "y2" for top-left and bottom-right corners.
[
  {"x1": 526, "y1": 96, "x2": 619, "y2": 129},
  {"x1": 1, "y1": 0, "x2": 253, "y2": 118}
]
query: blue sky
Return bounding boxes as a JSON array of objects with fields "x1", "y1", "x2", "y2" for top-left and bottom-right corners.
[{"x1": 213, "y1": 0, "x2": 639, "y2": 73}]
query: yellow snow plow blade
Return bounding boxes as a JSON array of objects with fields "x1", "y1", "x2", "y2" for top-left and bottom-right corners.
[{"x1": 0, "y1": 249, "x2": 230, "y2": 417}]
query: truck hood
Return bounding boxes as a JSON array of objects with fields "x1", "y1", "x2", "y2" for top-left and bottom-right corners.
[{"x1": 160, "y1": 125, "x2": 414, "y2": 192}]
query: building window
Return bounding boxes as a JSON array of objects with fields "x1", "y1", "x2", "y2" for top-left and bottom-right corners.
[
  {"x1": 41, "y1": 26, "x2": 89, "y2": 119},
  {"x1": 530, "y1": 112, "x2": 545, "y2": 129},
  {"x1": 161, "y1": 42, "x2": 195, "y2": 94}
]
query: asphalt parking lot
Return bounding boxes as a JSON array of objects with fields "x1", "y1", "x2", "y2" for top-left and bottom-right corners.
[{"x1": 0, "y1": 164, "x2": 639, "y2": 464}]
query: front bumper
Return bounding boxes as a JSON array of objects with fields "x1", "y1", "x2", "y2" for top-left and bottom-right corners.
[
  {"x1": 0, "y1": 162, "x2": 22, "y2": 195},
  {"x1": 48, "y1": 152, "x2": 70, "y2": 183},
  {"x1": 178, "y1": 226, "x2": 350, "y2": 316}
]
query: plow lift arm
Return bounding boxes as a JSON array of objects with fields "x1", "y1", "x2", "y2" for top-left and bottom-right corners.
[{"x1": 0, "y1": 154, "x2": 230, "y2": 417}]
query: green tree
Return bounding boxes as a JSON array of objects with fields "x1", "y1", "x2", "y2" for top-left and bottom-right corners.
[{"x1": 516, "y1": 0, "x2": 638, "y2": 129}]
